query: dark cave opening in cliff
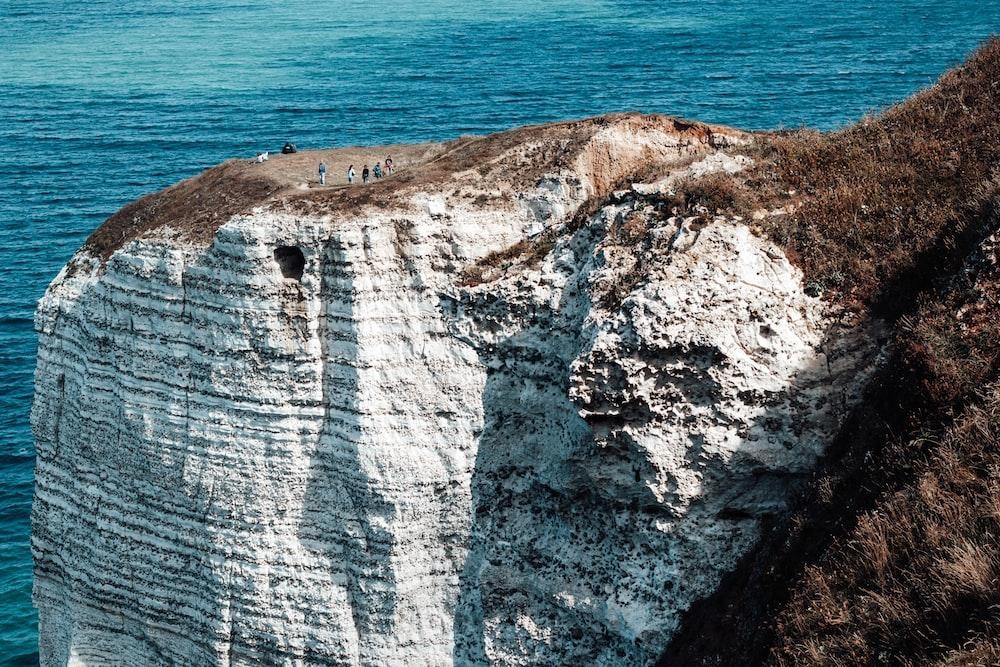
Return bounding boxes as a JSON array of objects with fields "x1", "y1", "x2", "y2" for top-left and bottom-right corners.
[{"x1": 274, "y1": 246, "x2": 305, "y2": 280}]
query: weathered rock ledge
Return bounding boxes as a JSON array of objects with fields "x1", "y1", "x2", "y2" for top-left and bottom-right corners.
[{"x1": 33, "y1": 114, "x2": 881, "y2": 665}]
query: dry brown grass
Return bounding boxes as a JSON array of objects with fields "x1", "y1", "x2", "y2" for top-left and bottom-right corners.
[
  {"x1": 938, "y1": 639, "x2": 1000, "y2": 666},
  {"x1": 459, "y1": 234, "x2": 557, "y2": 287},
  {"x1": 759, "y1": 183, "x2": 1000, "y2": 665},
  {"x1": 660, "y1": 39, "x2": 1000, "y2": 667},
  {"x1": 753, "y1": 38, "x2": 1000, "y2": 309},
  {"x1": 660, "y1": 171, "x2": 750, "y2": 217},
  {"x1": 773, "y1": 387, "x2": 1000, "y2": 666},
  {"x1": 649, "y1": 37, "x2": 1000, "y2": 313},
  {"x1": 84, "y1": 161, "x2": 284, "y2": 260}
]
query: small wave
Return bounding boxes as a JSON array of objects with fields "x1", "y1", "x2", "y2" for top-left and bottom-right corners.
[{"x1": 1, "y1": 649, "x2": 40, "y2": 667}]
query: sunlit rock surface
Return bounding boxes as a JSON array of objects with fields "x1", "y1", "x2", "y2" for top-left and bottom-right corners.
[{"x1": 32, "y1": 115, "x2": 880, "y2": 666}]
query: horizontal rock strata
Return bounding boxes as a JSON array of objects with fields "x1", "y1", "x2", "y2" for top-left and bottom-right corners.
[{"x1": 33, "y1": 115, "x2": 880, "y2": 665}]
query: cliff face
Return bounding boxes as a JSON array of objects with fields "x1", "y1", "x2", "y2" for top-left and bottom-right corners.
[{"x1": 31, "y1": 115, "x2": 879, "y2": 665}]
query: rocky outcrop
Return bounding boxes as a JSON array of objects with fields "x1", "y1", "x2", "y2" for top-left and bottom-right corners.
[{"x1": 32, "y1": 115, "x2": 880, "y2": 665}]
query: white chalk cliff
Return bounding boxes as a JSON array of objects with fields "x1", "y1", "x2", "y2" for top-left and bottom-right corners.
[{"x1": 31, "y1": 115, "x2": 880, "y2": 666}]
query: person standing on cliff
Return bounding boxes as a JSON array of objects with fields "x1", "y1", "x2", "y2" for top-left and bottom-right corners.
[
  {"x1": 347, "y1": 164, "x2": 356, "y2": 184},
  {"x1": 373, "y1": 162, "x2": 383, "y2": 179},
  {"x1": 318, "y1": 161, "x2": 327, "y2": 185},
  {"x1": 384, "y1": 155, "x2": 393, "y2": 174},
  {"x1": 362, "y1": 164, "x2": 370, "y2": 184}
]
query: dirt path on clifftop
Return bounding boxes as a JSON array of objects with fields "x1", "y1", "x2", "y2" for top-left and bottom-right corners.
[
  {"x1": 84, "y1": 140, "x2": 447, "y2": 260},
  {"x1": 82, "y1": 113, "x2": 743, "y2": 262}
]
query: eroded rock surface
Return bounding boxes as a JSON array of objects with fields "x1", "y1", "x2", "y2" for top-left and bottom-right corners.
[{"x1": 32, "y1": 115, "x2": 880, "y2": 666}]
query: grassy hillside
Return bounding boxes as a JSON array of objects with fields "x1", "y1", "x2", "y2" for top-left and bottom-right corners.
[{"x1": 660, "y1": 37, "x2": 1000, "y2": 666}]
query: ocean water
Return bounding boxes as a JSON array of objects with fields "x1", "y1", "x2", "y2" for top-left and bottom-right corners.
[{"x1": 1, "y1": 1, "x2": 998, "y2": 662}]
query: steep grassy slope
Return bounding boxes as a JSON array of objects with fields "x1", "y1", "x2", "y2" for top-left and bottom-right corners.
[{"x1": 660, "y1": 37, "x2": 1000, "y2": 667}]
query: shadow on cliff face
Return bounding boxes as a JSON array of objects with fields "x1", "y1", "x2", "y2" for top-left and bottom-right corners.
[
  {"x1": 450, "y1": 219, "x2": 607, "y2": 665},
  {"x1": 295, "y1": 238, "x2": 397, "y2": 662},
  {"x1": 450, "y1": 212, "x2": 874, "y2": 665}
]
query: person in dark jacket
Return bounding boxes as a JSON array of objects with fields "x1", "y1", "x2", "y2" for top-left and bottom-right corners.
[
  {"x1": 362, "y1": 165, "x2": 370, "y2": 184},
  {"x1": 318, "y1": 161, "x2": 327, "y2": 185},
  {"x1": 373, "y1": 162, "x2": 383, "y2": 179}
]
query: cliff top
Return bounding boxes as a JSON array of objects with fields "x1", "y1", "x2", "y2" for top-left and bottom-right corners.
[
  {"x1": 82, "y1": 113, "x2": 743, "y2": 261},
  {"x1": 80, "y1": 35, "x2": 1000, "y2": 314}
]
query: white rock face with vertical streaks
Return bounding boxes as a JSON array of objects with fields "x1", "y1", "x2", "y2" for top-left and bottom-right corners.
[{"x1": 31, "y1": 115, "x2": 880, "y2": 666}]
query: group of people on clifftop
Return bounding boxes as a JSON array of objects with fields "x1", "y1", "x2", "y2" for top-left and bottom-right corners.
[{"x1": 317, "y1": 156, "x2": 394, "y2": 186}]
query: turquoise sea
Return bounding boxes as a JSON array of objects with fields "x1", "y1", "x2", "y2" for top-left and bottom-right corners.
[{"x1": 2, "y1": 1, "x2": 998, "y2": 662}]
